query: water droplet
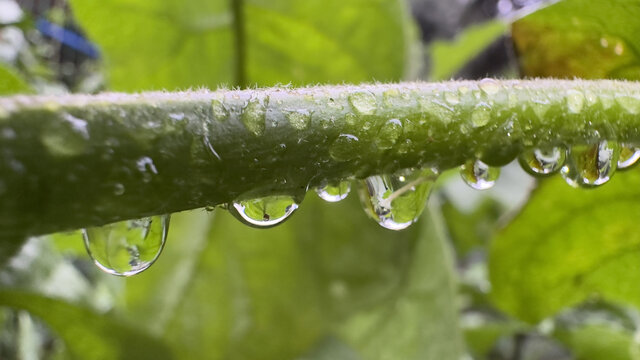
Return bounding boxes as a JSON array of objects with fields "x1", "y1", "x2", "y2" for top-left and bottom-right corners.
[
  {"x1": 41, "y1": 113, "x2": 89, "y2": 157},
  {"x1": 359, "y1": 168, "x2": 437, "y2": 230},
  {"x1": 348, "y1": 92, "x2": 377, "y2": 116},
  {"x1": 566, "y1": 89, "x2": 585, "y2": 114},
  {"x1": 136, "y1": 156, "x2": 158, "y2": 182},
  {"x1": 285, "y1": 109, "x2": 311, "y2": 130},
  {"x1": 518, "y1": 146, "x2": 566, "y2": 176},
  {"x1": 315, "y1": 181, "x2": 351, "y2": 202},
  {"x1": 618, "y1": 144, "x2": 640, "y2": 169},
  {"x1": 113, "y1": 183, "x2": 125, "y2": 195},
  {"x1": 460, "y1": 159, "x2": 500, "y2": 190},
  {"x1": 530, "y1": 99, "x2": 551, "y2": 120},
  {"x1": 375, "y1": 119, "x2": 403, "y2": 150},
  {"x1": 444, "y1": 92, "x2": 460, "y2": 105},
  {"x1": 211, "y1": 98, "x2": 230, "y2": 121},
  {"x1": 471, "y1": 103, "x2": 491, "y2": 128},
  {"x1": 229, "y1": 195, "x2": 298, "y2": 228},
  {"x1": 561, "y1": 141, "x2": 619, "y2": 188},
  {"x1": 479, "y1": 78, "x2": 501, "y2": 96},
  {"x1": 241, "y1": 97, "x2": 267, "y2": 136},
  {"x1": 83, "y1": 215, "x2": 170, "y2": 276},
  {"x1": 616, "y1": 96, "x2": 640, "y2": 114},
  {"x1": 329, "y1": 134, "x2": 359, "y2": 161}
]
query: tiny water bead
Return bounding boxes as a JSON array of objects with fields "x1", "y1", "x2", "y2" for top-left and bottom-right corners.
[
  {"x1": 471, "y1": 103, "x2": 491, "y2": 128},
  {"x1": 241, "y1": 97, "x2": 267, "y2": 136},
  {"x1": 329, "y1": 134, "x2": 360, "y2": 162},
  {"x1": 211, "y1": 98, "x2": 230, "y2": 122},
  {"x1": 229, "y1": 195, "x2": 299, "y2": 228},
  {"x1": 359, "y1": 168, "x2": 437, "y2": 230},
  {"x1": 285, "y1": 109, "x2": 311, "y2": 130},
  {"x1": 561, "y1": 141, "x2": 620, "y2": 188},
  {"x1": 348, "y1": 91, "x2": 377, "y2": 116},
  {"x1": 315, "y1": 181, "x2": 351, "y2": 202},
  {"x1": 460, "y1": 159, "x2": 500, "y2": 190},
  {"x1": 518, "y1": 146, "x2": 566, "y2": 176},
  {"x1": 617, "y1": 144, "x2": 640, "y2": 169},
  {"x1": 375, "y1": 119, "x2": 403, "y2": 150},
  {"x1": 479, "y1": 78, "x2": 501, "y2": 96},
  {"x1": 83, "y1": 215, "x2": 170, "y2": 276}
]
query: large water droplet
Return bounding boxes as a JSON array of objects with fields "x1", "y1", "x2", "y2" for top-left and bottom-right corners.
[
  {"x1": 561, "y1": 141, "x2": 619, "y2": 188},
  {"x1": 348, "y1": 92, "x2": 377, "y2": 116},
  {"x1": 83, "y1": 215, "x2": 170, "y2": 276},
  {"x1": 229, "y1": 195, "x2": 298, "y2": 228},
  {"x1": 315, "y1": 180, "x2": 351, "y2": 202},
  {"x1": 375, "y1": 118, "x2": 403, "y2": 150},
  {"x1": 618, "y1": 144, "x2": 640, "y2": 169},
  {"x1": 359, "y1": 168, "x2": 437, "y2": 230},
  {"x1": 241, "y1": 97, "x2": 267, "y2": 136},
  {"x1": 518, "y1": 146, "x2": 566, "y2": 176},
  {"x1": 460, "y1": 159, "x2": 500, "y2": 190},
  {"x1": 329, "y1": 134, "x2": 359, "y2": 161}
]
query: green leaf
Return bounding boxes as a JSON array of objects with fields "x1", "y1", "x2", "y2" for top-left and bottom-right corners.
[
  {"x1": 69, "y1": 0, "x2": 413, "y2": 90},
  {"x1": 489, "y1": 169, "x2": 640, "y2": 323},
  {"x1": 512, "y1": 0, "x2": 640, "y2": 79},
  {"x1": 0, "y1": 290, "x2": 173, "y2": 360},
  {"x1": 554, "y1": 325, "x2": 640, "y2": 360},
  {"x1": 0, "y1": 65, "x2": 30, "y2": 95},
  {"x1": 139, "y1": 195, "x2": 461, "y2": 360},
  {"x1": 430, "y1": 20, "x2": 507, "y2": 80}
]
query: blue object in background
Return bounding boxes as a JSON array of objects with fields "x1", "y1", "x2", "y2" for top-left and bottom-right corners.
[{"x1": 36, "y1": 18, "x2": 100, "y2": 59}]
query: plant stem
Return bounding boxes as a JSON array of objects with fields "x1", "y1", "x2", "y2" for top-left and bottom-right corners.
[{"x1": 1, "y1": 79, "x2": 639, "y2": 237}]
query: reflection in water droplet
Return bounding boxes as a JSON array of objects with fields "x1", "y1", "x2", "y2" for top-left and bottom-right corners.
[
  {"x1": 618, "y1": 144, "x2": 640, "y2": 169},
  {"x1": 229, "y1": 195, "x2": 298, "y2": 228},
  {"x1": 83, "y1": 215, "x2": 170, "y2": 276},
  {"x1": 561, "y1": 141, "x2": 619, "y2": 188},
  {"x1": 359, "y1": 168, "x2": 437, "y2": 230},
  {"x1": 211, "y1": 98, "x2": 230, "y2": 122},
  {"x1": 348, "y1": 92, "x2": 377, "y2": 116},
  {"x1": 315, "y1": 181, "x2": 351, "y2": 202},
  {"x1": 518, "y1": 146, "x2": 566, "y2": 176},
  {"x1": 241, "y1": 97, "x2": 267, "y2": 136},
  {"x1": 329, "y1": 134, "x2": 359, "y2": 161},
  {"x1": 460, "y1": 159, "x2": 500, "y2": 190},
  {"x1": 285, "y1": 110, "x2": 311, "y2": 130},
  {"x1": 375, "y1": 119, "x2": 403, "y2": 150}
]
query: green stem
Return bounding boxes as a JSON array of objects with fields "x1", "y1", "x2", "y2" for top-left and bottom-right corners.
[{"x1": 0, "y1": 79, "x2": 639, "y2": 237}]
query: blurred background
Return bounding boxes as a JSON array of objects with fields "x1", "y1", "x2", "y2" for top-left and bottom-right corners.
[{"x1": 2, "y1": 0, "x2": 640, "y2": 359}]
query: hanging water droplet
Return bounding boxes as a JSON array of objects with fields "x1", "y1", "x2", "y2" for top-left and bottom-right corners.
[
  {"x1": 285, "y1": 109, "x2": 311, "y2": 130},
  {"x1": 211, "y1": 98, "x2": 230, "y2": 122},
  {"x1": 460, "y1": 159, "x2": 500, "y2": 190},
  {"x1": 315, "y1": 180, "x2": 351, "y2": 202},
  {"x1": 375, "y1": 118, "x2": 403, "y2": 150},
  {"x1": 618, "y1": 144, "x2": 640, "y2": 169},
  {"x1": 348, "y1": 92, "x2": 377, "y2": 116},
  {"x1": 561, "y1": 141, "x2": 620, "y2": 188},
  {"x1": 329, "y1": 134, "x2": 359, "y2": 161},
  {"x1": 241, "y1": 97, "x2": 267, "y2": 136},
  {"x1": 518, "y1": 146, "x2": 566, "y2": 176},
  {"x1": 83, "y1": 215, "x2": 170, "y2": 276},
  {"x1": 359, "y1": 168, "x2": 437, "y2": 230},
  {"x1": 229, "y1": 195, "x2": 298, "y2": 228},
  {"x1": 479, "y1": 78, "x2": 501, "y2": 96}
]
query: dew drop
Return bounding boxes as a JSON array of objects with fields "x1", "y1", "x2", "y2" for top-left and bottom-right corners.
[
  {"x1": 211, "y1": 98, "x2": 230, "y2": 122},
  {"x1": 329, "y1": 134, "x2": 359, "y2": 161},
  {"x1": 444, "y1": 91, "x2": 460, "y2": 105},
  {"x1": 479, "y1": 78, "x2": 501, "y2": 96},
  {"x1": 561, "y1": 141, "x2": 620, "y2": 188},
  {"x1": 460, "y1": 159, "x2": 500, "y2": 190},
  {"x1": 471, "y1": 103, "x2": 491, "y2": 128},
  {"x1": 315, "y1": 180, "x2": 351, "y2": 202},
  {"x1": 518, "y1": 146, "x2": 566, "y2": 176},
  {"x1": 348, "y1": 92, "x2": 377, "y2": 116},
  {"x1": 113, "y1": 183, "x2": 125, "y2": 195},
  {"x1": 375, "y1": 119, "x2": 403, "y2": 150},
  {"x1": 616, "y1": 96, "x2": 640, "y2": 114},
  {"x1": 285, "y1": 109, "x2": 311, "y2": 130},
  {"x1": 566, "y1": 89, "x2": 585, "y2": 114},
  {"x1": 618, "y1": 144, "x2": 640, "y2": 169},
  {"x1": 229, "y1": 195, "x2": 298, "y2": 228},
  {"x1": 359, "y1": 168, "x2": 437, "y2": 230},
  {"x1": 83, "y1": 215, "x2": 170, "y2": 276},
  {"x1": 241, "y1": 97, "x2": 267, "y2": 136}
]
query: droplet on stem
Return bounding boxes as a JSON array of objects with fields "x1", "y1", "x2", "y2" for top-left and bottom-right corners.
[
  {"x1": 561, "y1": 141, "x2": 619, "y2": 188},
  {"x1": 83, "y1": 215, "x2": 170, "y2": 276},
  {"x1": 617, "y1": 144, "x2": 640, "y2": 169},
  {"x1": 315, "y1": 181, "x2": 351, "y2": 202},
  {"x1": 460, "y1": 159, "x2": 500, "y2": 190},
  {"x1": 229, "y1": 195, "x2": 299, "y2": 228},
  {"x1": 518, "y1": 146, "x2": 566, "y2": 176}
]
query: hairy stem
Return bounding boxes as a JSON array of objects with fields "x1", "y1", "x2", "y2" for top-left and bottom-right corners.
[{"x1": 1, "y1": 79, "x2": 639, "y2": 237}]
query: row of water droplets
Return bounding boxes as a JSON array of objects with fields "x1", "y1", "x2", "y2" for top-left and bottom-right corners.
[{"x1": 82, "y1": 80, "x2": 640, "y2": 276}]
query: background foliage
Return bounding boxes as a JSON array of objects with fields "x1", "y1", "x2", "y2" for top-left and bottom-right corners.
[{"x1": 1, "y1": 0, "x2": 640, "y2": 359}]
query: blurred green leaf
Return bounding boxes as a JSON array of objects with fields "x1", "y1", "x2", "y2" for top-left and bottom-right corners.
[
  {"x1": 0, "y1": 290, "x2": 173, "y2": 360},
  {"x1": 489, "y1": 169, "x2": 640, "y2": 323},
  {"x1": 0, "y1": 65, "x2": 30, "y2": 95},
  {"x1": 554, "y1": 325, "x2": 640, "y2": 360},
  {"x1": 138, "y1": 195, "x2": 461, "y2": 360},
  {"x1": 69, "y1": 0, "x2": 413, "y2": 90},
  {"x1": 512, "y1": 0, "x2": 640, "y2": 79},
  {"x1": 430, "y1": 20, "x2": 506, "y2": 80}
]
